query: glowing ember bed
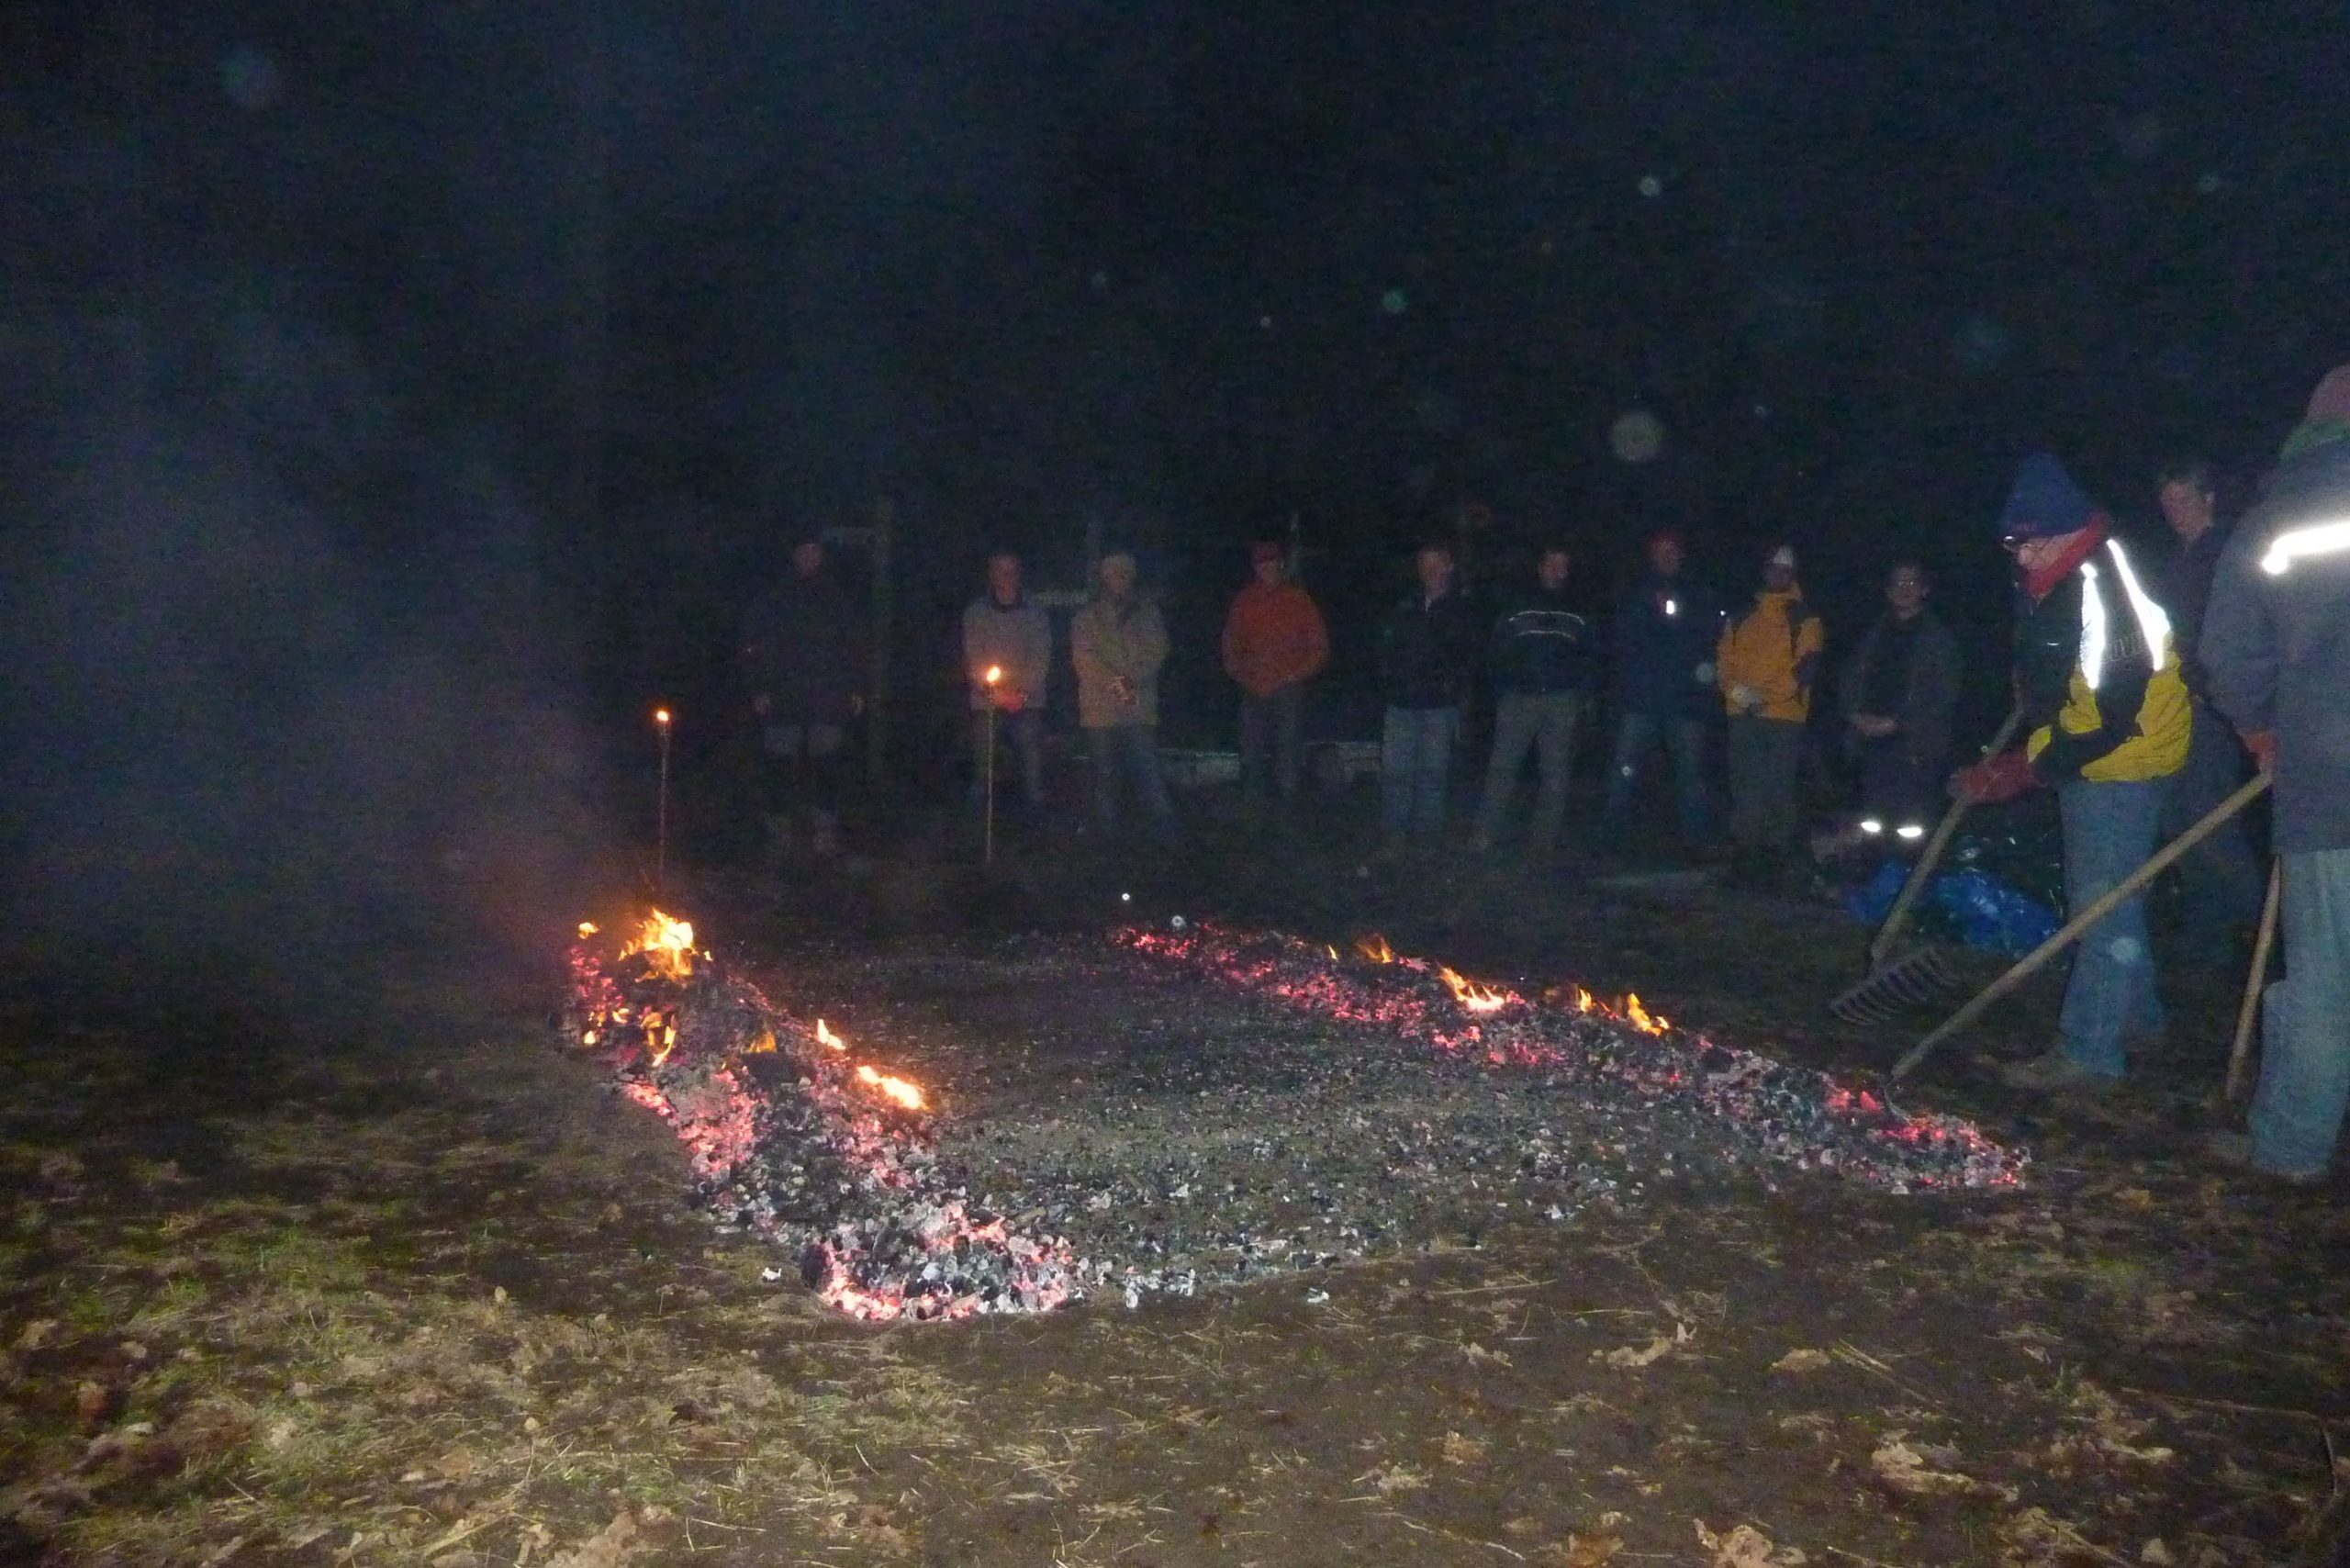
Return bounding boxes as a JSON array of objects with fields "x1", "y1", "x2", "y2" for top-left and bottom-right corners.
[{"x1": 564, "y1": 913, "x2": 2024, "y2": 1323}]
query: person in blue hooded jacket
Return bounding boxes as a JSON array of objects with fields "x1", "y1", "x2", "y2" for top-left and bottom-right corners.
[{"x1": 1599, "y1": 530, "x2": 1720, "y2": 842}]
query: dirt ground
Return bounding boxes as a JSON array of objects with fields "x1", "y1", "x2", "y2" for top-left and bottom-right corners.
[{"x1": 4, "y1": 806, "x2": 2347, "y2": 1567}]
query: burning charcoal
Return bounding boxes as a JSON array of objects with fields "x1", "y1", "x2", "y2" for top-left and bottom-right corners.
[{"x1": 562, "y1": 914, "x2": 2021, "y2": 1324}]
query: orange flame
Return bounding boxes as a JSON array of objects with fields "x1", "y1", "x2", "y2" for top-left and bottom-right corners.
[
  {"x1": 856, "y1": 1064, "x2": 925, "y2": 1111},
  {"x1": 577, "y1": 921, "x2": 599, "y2": 939},
  {"x1": 1353, "y1": 934, "x2": 1397, "y2": 965},
  {"x1": 619, "y1": 910, "x2": 697, "y2": 982},
  {"x1": 1623, "y1": 993, "x2": 1668, "y2": 1034},
  {"x1": 983, "y1": 665, "x2": 1002, "y2": 686},
  {"x1": 815, "y1": 1019, "x2": 847, "y2": 1051},
  {"x1": 1436, "y1": 964, "x2": 1512, "y2": 1014}
]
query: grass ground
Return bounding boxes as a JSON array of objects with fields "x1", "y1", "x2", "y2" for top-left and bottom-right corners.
[{"x1": 4, "y1": 812, "x2": 2345, "y2": 1566}]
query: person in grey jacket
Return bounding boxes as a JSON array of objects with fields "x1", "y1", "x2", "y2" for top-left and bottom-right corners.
[
  {"x1": 2200, "y1": 363, "x2": 2350, "y2": 1184},
  {"x1": 1840, "y1": 560, "x2": 1961, "y2": 846},
  {"x1": 962, "y1": 551, "x2": 1051, "y2": 812}
]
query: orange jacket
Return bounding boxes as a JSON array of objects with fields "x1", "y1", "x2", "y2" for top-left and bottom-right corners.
[{"x1": 1222, "y1": 579, "x2": 1330, "y2": 698}]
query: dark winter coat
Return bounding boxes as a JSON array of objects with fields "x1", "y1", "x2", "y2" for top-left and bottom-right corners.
[
  {"x1": 740, "y1": 571, "x2": 868, "y2": 724},
  {"x1": 1611, "y1": 574, "x2": 1721, "y2": 719},
  {"x1": 2154, "y1": 523, "x2": 2231, "y2": 700},
  {"x1": 1838, "y1": 609, "x2": 1961, "y2": 775},
  {"x1": 2201, "y1": 437, "x2": 2350, "y2": 852},
  {"x1": 1488, "y1": 587, "x2": 1597, "y2": 697},
  {"x1": 1379, "y1": 588, "x2": 1479, "y2": 710}
]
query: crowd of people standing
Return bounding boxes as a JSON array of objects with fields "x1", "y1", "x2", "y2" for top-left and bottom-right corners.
[{"x1": 728, "y1": 360, "x2": 2350, "y2": 1182}]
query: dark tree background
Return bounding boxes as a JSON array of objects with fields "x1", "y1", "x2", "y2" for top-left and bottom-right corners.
[{"x1": 2, "y1": 1, "x2": 2345, "y2": 936}]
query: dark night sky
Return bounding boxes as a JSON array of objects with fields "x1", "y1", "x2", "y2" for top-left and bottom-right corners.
[{"x1": 1, "y1": 1, "x2": 2346, "y2": 945}]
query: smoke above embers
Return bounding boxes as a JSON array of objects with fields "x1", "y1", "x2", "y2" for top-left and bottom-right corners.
[{"x1": 0, "y1": 159, "x2": 610, "y2": 991}]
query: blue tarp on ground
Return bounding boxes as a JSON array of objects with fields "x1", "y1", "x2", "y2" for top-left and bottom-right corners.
[{"x1": 1844, "y1": 859, "x2": 2059, "y2": 957}]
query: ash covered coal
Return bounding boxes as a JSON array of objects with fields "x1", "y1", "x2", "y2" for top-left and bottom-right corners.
[{"x1": 563, "y1": 914, "x2": 2024, "y2": 1324}]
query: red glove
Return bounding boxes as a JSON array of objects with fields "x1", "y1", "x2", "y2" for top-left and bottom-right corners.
[
  {"x1": 1949, "y1": 749, "x2": 2037, "y2": 805},
  {"x1": 2240, "y1": 729, "x2": 2277, "y2": 773},
  {"x1": 993, "y1": 687, "x2": 1024, "y2": 713}
]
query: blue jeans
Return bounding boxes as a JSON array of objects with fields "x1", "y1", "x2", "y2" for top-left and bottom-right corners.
[
  {"x1": 2159, "y1": 699, "x2": 2265, "y2": 938},
  {"x1": 2055, "y1": 778, "x2": 2166, "y2": 1077},
  {"x1": 2247, "y1": 848, "x2": 2350, "y2": 1177},
  {"x1": 1601, "y1": 711, "x2": 1708, "y2": 838},
  {"x1": 1381, "y1": 705, "x2": 1459, "y2": 840},
  {"x1": 1086, "y1": 723, "x2": 1173, "y2": 835}
]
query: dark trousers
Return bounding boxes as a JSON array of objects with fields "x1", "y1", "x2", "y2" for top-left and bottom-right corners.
[
  {"x1": 1858, "y1": 741, "x2": 1945, "y2": 838},
  {"x1": 1476, "y1": 691, "x2": 1583, "y2": 850},
  {"x1": 1726, "y1": 715, "x2": 1804, "y2": 854},
  {"x1": 1238, "y1": 685, "x2": 1305, "y2": 807},
  {"x1": 1087, "y1": 723, "x2": 1173, "y2": 835},
  {"x1": 970, "y1": 707, "x2": 1045, "y2": 808},
  {"x1": 1602, "y1": 711, "x2": 1707, "y2": 838},
  {"x1": 760, "y1": 721, "x2": 846, "y2": 831},
  {"x1": 2159, "y1": 698, "x2": 2266, "y2": 938}
]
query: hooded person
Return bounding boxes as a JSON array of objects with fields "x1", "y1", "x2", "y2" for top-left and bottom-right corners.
[
  {"x1": 2199, "y1": 364, "x2": 2350, "y2": 1182},
  {"x1": 1953, "y1": 453, "x2": 2188, "y2": 1093},
  {"x1": 1221, "y1": 540, "x2": 1329, "y2": 816},
  {"x1": 1717, "y1": 542, "x2": 1825, "y2": 882}
]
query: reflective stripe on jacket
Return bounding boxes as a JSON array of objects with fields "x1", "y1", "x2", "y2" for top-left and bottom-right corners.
[{"x1": 2021, "y1": 538, "x2": 2188, "y2": 783}]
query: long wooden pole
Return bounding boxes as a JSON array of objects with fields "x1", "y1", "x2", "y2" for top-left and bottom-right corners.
[
  {"x1": 2224, "y1": 859, "x2": 2283, "y2": 1103},
  {"x1": 1868, "y1": 705, "x2": 2024, "y2": 969},
  {"x1": 1892, "y1": 770, "x2": 2273, "y2": 1081}
]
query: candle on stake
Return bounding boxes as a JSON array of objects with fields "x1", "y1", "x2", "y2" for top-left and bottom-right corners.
[
  {"x1": 981, "y1": 667, "x2": 1002, "y2": 866},
  {"x1": 653, "y1": 706, "x2": 673, "y2": 895}
]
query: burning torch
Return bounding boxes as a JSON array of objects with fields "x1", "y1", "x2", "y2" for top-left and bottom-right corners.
[
  {"x1": 653, "y1": 706, "x2": 673, "y2": 894},
  {"x1": 981, "y1": 666, "x2": 1002, "y2": 867}
]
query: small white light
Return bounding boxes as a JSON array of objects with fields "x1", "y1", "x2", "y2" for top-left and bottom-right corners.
[
  {"x1": 1664, "y1": 598, "x2": 1678, "y2": 616},
  {"x1": 1120, "y1": 891, "x2": 1132, "y2": 902},
  {"x1": 1896, "y1": 823, "x2": 1927, "y2": 841},
  {"x1": 1858, "y1": 819, "x2": 1884, "y2": 835}
]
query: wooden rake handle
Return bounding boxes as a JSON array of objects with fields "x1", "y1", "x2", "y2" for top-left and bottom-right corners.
[
  {"x1": 1892, "y1": 769, "x2": 2273, "y2": 1082},
  {"x1": 2224, "y1": 859, "x2": 2283, "y2": 1103},
  {"x1": 1868, "y1": 705, "x2": 2026, "y2": 969}
]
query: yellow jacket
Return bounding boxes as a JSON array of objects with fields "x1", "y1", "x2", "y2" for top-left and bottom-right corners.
[{"x1": 1718, "y1": 587, "x2": 1825, "y2": 722}]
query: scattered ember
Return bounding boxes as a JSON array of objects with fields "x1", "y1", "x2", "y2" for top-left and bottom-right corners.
[
  {"x1": 1113, "y1": 924, "x2": 2022, "y2": 1191},
  {"x1": 561, "y1": 913, "x2": 2022, "y2": 1325}
]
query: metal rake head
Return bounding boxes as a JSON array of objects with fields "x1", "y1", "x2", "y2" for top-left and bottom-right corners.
[{"x1": 1830, "y1": 945, "x2": 1962, "y2": 1025}]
